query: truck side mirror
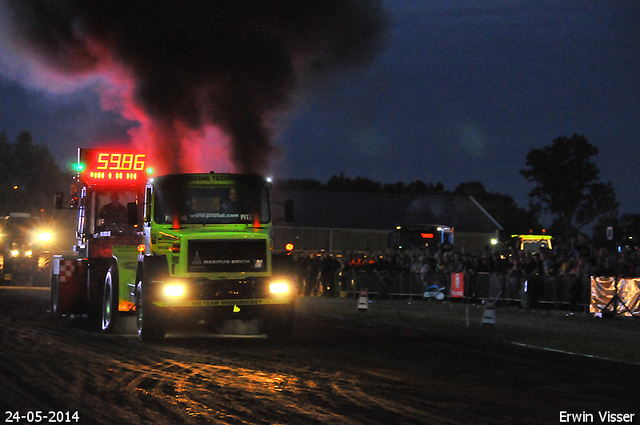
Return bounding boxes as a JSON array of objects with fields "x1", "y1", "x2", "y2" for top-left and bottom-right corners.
[
  {"x1": 54, "y1": 192, "x2": 64, "y2": 209},
  {"x1": 54, "y1": 191, "x2": 78, "y2": 209},
  {"x1": 284, "y1": 200, "x2": 294, "y2": 223},
  {"x1": 127, "y1": 202, "x2": 139, "y2": 226},
  {"x1": 69, "y1": 185, "x2": 79, "y2": 209}
]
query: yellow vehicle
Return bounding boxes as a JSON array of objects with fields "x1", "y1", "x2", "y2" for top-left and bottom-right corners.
[{"x1": 511, "y1": 234, "x2": 553, "y2": 253}]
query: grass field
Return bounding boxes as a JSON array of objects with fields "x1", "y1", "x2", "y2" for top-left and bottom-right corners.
[{"x1": 297, "y1": 296, "x2": 640, "y2": 364}]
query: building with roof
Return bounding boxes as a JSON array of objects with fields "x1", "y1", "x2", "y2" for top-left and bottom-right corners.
[{"x1": 271, "y1": 189, "x2": 503, "y2": 254}]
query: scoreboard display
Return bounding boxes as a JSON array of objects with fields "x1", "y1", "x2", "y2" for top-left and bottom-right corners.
[{"x1": 77, "y1": 148, "x2": 152, "y2": 186}]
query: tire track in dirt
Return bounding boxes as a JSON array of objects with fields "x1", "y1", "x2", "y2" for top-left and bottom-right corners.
[
  {"x1": 5, "y1": 290, "x2": 638, "y2": 425},
  {"x1": 0, "y1": 309, "x2": 495, "y2": 425},
  {"x1": 2, "y1": 313, "x2": 412, "y2": 424}
]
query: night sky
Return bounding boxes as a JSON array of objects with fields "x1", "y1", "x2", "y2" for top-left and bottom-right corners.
[{"x1": 1, "y1": 1, "x2": 639, "y2": 221}]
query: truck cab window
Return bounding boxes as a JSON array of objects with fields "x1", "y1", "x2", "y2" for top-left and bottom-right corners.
[{"x1": 97, "y1": 191, "x2": 136, "y2": 233}]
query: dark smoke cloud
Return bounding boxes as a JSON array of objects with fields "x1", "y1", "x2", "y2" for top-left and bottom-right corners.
[{"x1": 2, "y1": 0, "x2": 390, "y2": 174}]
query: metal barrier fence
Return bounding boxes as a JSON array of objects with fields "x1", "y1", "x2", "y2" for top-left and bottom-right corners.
[{"x1": 328, "y1": 270, "x2": 593, "y2": 310}]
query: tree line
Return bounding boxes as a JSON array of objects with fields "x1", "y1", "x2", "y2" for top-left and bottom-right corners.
[
  {"x1": 0, "y1": 131, "x2": 66, "y2": 218},
  {"x1": 0, "y1": 130, "x2": 621, "y2": 246}
]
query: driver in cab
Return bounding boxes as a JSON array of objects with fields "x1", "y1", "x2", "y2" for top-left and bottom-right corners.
[{"x1": 99, "y1": 192, "x2": 128, "y2": 229}]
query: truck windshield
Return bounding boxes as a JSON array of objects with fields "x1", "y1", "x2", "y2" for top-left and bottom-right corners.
[{"x1": 154, "y1": 185, "x2": 270, "y2": 225}]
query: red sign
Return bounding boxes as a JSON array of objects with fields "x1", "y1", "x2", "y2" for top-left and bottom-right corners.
[
  {"x1": 450, "y1": 272, "x2": 465, "y2": 298},
  {"x1": 78, "y1": 148, "x2": 150, "y2": 186},
  {"x1": 420, "y1": 233, "x2": 434, "y2": 239}
]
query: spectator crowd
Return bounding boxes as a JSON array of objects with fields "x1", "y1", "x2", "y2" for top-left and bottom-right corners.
[{"x1": 274, "y1": 233, "x2": 640, "y2": 308}]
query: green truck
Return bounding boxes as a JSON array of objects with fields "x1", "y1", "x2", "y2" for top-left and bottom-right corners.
[{"x1": 51, "y1": 148, "x2": 295, "y2": 342}]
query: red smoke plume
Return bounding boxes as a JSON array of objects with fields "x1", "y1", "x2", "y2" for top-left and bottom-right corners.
[{"x1": 2, "y1": 1, "x2": 389, "y2": 175}]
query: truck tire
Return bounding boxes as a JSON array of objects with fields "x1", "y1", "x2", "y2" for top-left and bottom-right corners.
[
  {"x1": 101, "y1": 265, "x2": 119, "y2": 333},
  {"x1": 136, "y1": 281, "x2": 165, "y2": 343}
]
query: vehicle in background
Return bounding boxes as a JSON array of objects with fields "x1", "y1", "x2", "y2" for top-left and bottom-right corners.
[
  {"x1": 510, "y1": 233, "x2": 553, "y2": 253},
  {"x1": 0, "y1": 212, "x2": 53, "y2": 281},
  {"x1": 389, "y1": 224, "x2": 454, "y2": 252}
]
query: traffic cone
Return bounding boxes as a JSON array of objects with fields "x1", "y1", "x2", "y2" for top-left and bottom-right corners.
[
  {"x1": 482, "y1": 300, "x2": 496, "y2": 326},
  {"x1": 357, "y1": 288, "x2": 369, "y2": 311}
]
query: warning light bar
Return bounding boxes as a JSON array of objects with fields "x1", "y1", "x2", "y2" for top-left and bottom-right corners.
[{"x1": 77, "y1": 148, "x2": 152, "y2": 186}]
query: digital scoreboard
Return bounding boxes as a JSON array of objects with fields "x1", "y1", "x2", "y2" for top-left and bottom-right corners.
[{"x1": 77, "y1": 148, "x2": 152, "y2": 186}]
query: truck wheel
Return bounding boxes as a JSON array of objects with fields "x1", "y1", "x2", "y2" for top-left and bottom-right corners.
[
  {"x1": 101, "y1": 266, "x2": 119, "y2": 333},
  {"x1": 136, "y1": 281, "x2": 165, "y2": 342}
]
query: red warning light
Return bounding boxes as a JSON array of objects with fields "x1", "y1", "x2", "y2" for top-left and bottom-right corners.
[{"x1": 285, "y1": 243, "x2": 294, "y2": 251}]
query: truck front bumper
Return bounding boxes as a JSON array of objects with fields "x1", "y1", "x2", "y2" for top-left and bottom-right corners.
[{"x1": 142, "y1": 276, "x2": 295, "y2": 323}]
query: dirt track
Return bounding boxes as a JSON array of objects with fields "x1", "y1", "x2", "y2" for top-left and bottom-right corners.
[{"x1": 0, "y1": 286, "x2": 638, "y2": 425}]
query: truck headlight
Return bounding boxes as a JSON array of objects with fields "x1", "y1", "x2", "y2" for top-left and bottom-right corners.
[
  {"x1": 269, "y1": 281, "x2": 290, "y2": 295},
  {"x1": 9, "y1": 249, "x2": 19, "y2": 258},
  {"x1": 163, "y1": 284, "x2": 185, "y2": 297},
  {"x1": 36, "y1": 232, "x2": 52, "y2": 243}
]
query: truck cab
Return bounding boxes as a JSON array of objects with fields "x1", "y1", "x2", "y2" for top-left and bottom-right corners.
[
  {"x1": 135, "y1": 173, "x2": 295, "y2": 342},
  {"x1": 51, "y1": 149, "x2": 150, "y2": 331}
]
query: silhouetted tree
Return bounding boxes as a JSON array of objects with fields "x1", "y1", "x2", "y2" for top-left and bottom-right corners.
[
  {"x1": 275, "y1": 178, "x2": 324, "y2": 191},
  {"x1": 383, "y1": 180, "x2": 448, "y2": 195},
  {"x1": 325, "y1": 173, "x2": 382, "y2": 192},
  {"x1": 520, "y1": 134, "x2": 618, "y2": 242},
  {"x1": 276, "y1": 175, "x2": 449, "y2": 195},
  {"x1": 0, "y1": 130, "x2": 66, "y2": 216},
  {"x1": 590, "y1": 214, "x2": 620, "y2": 251},
  {"x1": 0, "y1": 132, "x2": 11, "y2": 210}
]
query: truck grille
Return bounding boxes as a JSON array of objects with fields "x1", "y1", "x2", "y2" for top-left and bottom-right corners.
[{"x1": 187, "y1": 239, "x2": 267, "y2": 273}]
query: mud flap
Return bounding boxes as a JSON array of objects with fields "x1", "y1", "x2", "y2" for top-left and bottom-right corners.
[{"x1": 51, "y1": 257, "x2": 88, "y2": 315}]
